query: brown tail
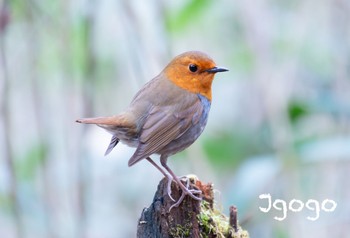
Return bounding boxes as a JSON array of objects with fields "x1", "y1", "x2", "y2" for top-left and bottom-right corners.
[{"x1": 76, "y1": 116, "x2": 119, "y2": 125}]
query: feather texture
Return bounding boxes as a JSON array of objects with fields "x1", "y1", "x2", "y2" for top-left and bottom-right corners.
[
  {"x1": 105, "y1": 135, "x2": 119, "y2": 156},
  {"x1": 128, "y1": 95, "x2": 204, "y2": 166}
]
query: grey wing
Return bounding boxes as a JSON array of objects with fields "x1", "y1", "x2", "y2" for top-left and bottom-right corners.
[{"x1": 127, "y1": 98, "x2": 203, "y2": 167}]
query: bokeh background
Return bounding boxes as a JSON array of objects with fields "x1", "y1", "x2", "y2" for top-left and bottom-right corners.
[{"x1": 0, "y1": 0, "x2": 349, "y2": 237}]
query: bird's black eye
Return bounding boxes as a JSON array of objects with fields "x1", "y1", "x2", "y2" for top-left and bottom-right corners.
[{"x1": 189, "y1": 64, "x2": 198, "y2": 73}]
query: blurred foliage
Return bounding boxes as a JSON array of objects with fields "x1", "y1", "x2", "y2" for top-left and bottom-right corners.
[
  {"x1": 0, "y1": 193, "x2": 12, "y2": 213},
  {"x1": 8, "y1": 0, "x2": 25, "y2": 19},
  {"x1": 203, "y1": 127, "x2": 273, "y2": 170},
  {"x1": 165, "y1": 0, "x2": 211, "y2": 32},
  {"x1": 299, "y1": 41, "x2": 333, "y2": 78},
  {"x1": 231, "y1": 41, "x2": 256, "y2": 73},
  {"x1": 15, "y1": 143, "x2": 48, "y2": 181},
  {"x1": 72, "y1": 19, "x2": 90, "y2": 78},
  {"x1": 288, "y1": 101, "x2": 309, "y2": 124},
  {"x1": 274, "y1": 227, "x2": 290, "y2": 238}
]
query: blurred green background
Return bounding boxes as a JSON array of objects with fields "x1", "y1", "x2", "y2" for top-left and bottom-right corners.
[{"x1": 0, "y1": 0, "x2": 349, "y2": 237}]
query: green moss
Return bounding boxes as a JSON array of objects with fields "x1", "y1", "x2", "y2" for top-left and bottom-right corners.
[
  {"x1": 197, "y1": 201, "x2": 249, "y2": 238},
  {"x1": 169, "y1": 222, "x2": 192, "y2": 237}
]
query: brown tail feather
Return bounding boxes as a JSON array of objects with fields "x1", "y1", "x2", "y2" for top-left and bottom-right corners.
[{"x1": 75, "y1": 116, "x2": 119, "y2": 125}]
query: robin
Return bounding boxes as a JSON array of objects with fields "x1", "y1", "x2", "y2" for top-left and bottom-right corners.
[{"x1": 76, "y1": 51, "x2": 228, "y2": 208}]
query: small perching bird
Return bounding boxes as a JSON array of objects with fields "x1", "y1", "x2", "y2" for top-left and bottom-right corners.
[{"x1": 76, "y1": 51, "x2": 228, "y2": 208}]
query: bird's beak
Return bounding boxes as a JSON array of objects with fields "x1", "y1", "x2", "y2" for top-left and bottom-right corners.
[{"x1": 205, "y1": 66, "x2": 229, "y2": 73}]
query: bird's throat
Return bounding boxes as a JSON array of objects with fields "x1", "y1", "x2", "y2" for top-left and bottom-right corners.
[{"x1": 166, "y1": 72, "x2": 213, "y2": 101}]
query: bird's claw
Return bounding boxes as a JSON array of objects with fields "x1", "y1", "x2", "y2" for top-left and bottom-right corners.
[
  {"x1": 188, "y1": 189, "x2": 202, "y2": 195},
  {"x1": 169, "y1": 186, "x2": 202, "y2": 211},
  {"x1": 166, "y1": 175, "x2": 176, "y2": 202},
  {"x1": 179, "y1": 174, "x2": 198, "y2": 184},
  {"x1": 167, "y1": 175, "x2": 202, "y2": 211},
  {"x1": 169, "y1": 192, "x2": 186, "y2": 211}
]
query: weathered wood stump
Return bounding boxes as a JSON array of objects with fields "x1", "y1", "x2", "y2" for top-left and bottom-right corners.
[{"x1": 137, "y1": 176, "x2": 249, "y2": 238}]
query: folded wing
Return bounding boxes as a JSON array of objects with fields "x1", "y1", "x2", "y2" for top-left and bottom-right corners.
[{"x1": 128, "y1": 96, "x2": 203, "y2": 166}]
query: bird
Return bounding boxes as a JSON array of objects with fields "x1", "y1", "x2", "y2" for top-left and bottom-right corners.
[{"x1": 76, "y1": 51, "x2": 228, "y2": 208}]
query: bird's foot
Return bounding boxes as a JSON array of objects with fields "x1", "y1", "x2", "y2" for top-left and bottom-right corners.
[
  {"x1": 178, "y1": 174, "x2": 199, "y2": 189},
  {"x1": 166, "y1": 175, "x2": 176, "y2": 202},
  {"x1": 168, "y1": 175, "x2": 202, "y2": 211}
]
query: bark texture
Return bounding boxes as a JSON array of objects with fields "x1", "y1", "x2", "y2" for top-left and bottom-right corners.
[{"x1": 137, "y1": 176, "x2": 249, "y2": 238}]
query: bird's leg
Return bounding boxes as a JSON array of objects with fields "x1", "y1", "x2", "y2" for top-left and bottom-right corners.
[
  {"x1": 160, "y1": 155, "x2": 202, "y2": 208},
  {"x1": 146, "y1": 156, "x2": 167, "y2": 177},
  {"x1": 146, "y1": 157, "x2": 175, "y2": 202}
]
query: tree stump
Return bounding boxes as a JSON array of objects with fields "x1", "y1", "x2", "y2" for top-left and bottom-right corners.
[{"x1": 137, "y1": 176, "x2": 249, "y2": 238}]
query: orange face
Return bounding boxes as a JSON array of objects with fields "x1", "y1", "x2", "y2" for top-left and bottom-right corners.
[{"x1": 163, "y1": 51, "x2": 227, "y2": 101}]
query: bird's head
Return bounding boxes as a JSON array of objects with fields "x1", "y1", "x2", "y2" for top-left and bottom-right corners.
[{"x1": 163, "y1": 51, "x2": 228, "y2": 101}]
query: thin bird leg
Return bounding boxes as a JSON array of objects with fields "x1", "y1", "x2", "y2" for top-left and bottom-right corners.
[
  {"x1": 146, "y1": 157, "x2": 167, "y2": 177},
  {"x1": 160, "y1": 155, "x2": 202, "y2": 207},
  {"x1": 146, "y1": 157, "x2": 175, "y2": 202}
]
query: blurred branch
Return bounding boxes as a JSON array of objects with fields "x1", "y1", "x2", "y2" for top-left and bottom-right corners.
[
  {"x1": 22, "y1": 2, "x2": 56, "y2": 237},
  {"x1": 76, "y1": 0, "x2": 98, "y2": 236},
  {"x1": 331, "y1": 0, "x2": 350, "y2": 130},
  {"x1": 236, "y1": 0, "x2": 297, "y2": 161},
  {"x1": 0, "y1": 2, "x2": 23, "y2": 238}
]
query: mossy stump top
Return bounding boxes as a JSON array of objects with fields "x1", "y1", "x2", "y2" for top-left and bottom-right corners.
[{"x1": 136, "y1": 176, "x2": 249, "y2": 238}]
